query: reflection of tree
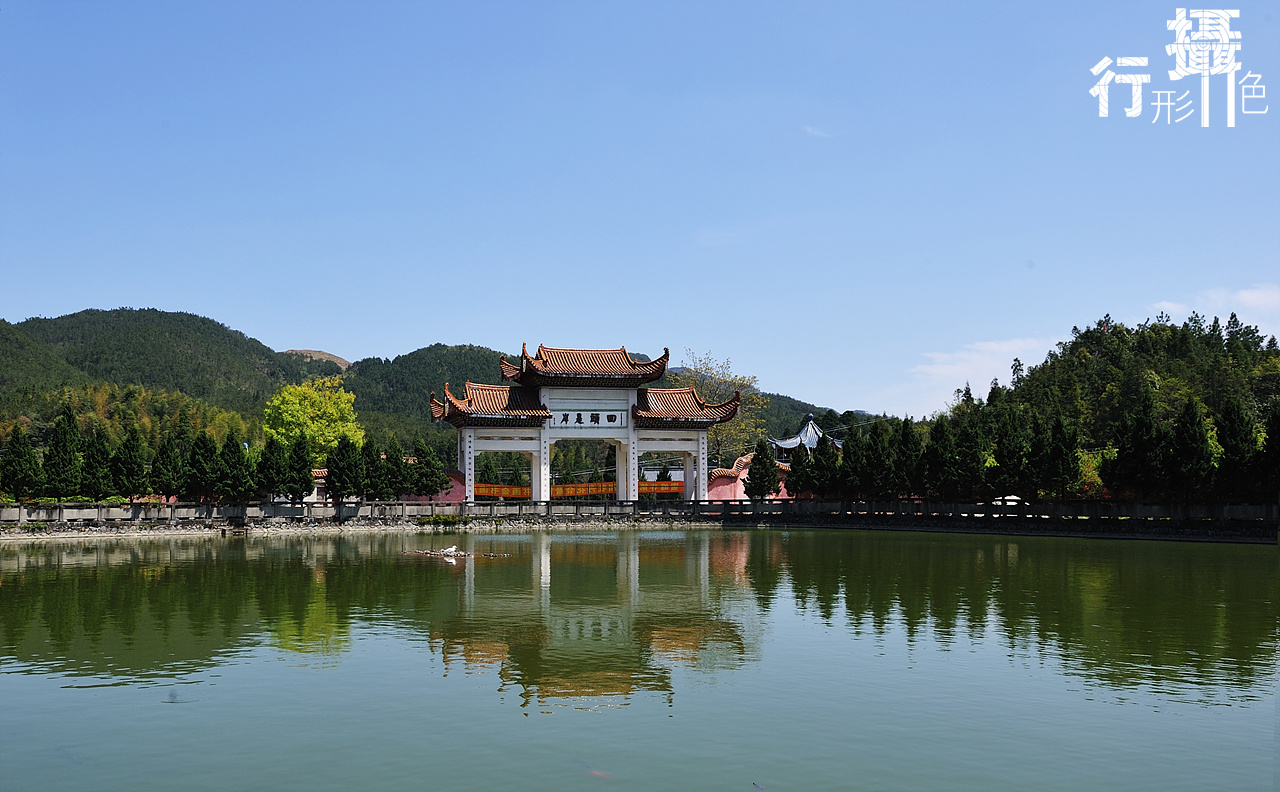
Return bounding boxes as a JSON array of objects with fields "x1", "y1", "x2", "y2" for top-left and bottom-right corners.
[{"x1": 268, "y1": 574, "x2": 349, "y2": 655}]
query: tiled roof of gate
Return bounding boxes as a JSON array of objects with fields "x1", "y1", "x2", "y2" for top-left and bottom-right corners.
[
  {"x1": 500, "y1": 344, "x2": 668, "y2": 385},
  {"x1": 430, "y1": 382, "x2": 550, "y2": 427},
  {"x1": 632, "y1": 387, "x2": 740, "y2": 428}
]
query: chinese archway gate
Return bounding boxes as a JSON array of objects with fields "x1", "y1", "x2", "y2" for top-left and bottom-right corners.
[{"x1": 430, "y1": 345, "x2": 739, "y2": 501}]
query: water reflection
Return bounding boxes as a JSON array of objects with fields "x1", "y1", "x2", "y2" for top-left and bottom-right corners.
[{"x1": 0, "y1": 530, "x2": 1273, "y2": 703}]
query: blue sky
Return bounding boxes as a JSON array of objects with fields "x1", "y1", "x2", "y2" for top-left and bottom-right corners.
[{"x1": 2, "y1": 1, "x2": 1277, "y2": 418}]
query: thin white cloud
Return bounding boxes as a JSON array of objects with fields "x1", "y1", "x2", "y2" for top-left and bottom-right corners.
[
  {"x1": 1154, "y1": 283, "x2": 1280, "y2": 337},
  {"x1": 907, "y1": 337, "x2": 1059, "y2": 414},
  {"x1": 803, "y1": 125, "x2": 833, "y2": 138}
]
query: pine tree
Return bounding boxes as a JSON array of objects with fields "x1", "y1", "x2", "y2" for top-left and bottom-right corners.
[
  {"x1": 0, "y1": 424, "x2": 44, "y2": 501},
  {"x1": 922, "y1": 415, "x2": 959, "y2": 500},
  {"x1": 366, "y1": 441, "x2": 394, "y2": 500},
  {"x1": 411, "y1": 440, "x2": 451, "y2": 499},
  {"x1": 80, "y1": 430, "x2": 115, "y2": 502},
  {"x1": 44, "y1": 407, "x2": 83, "y2": 501},
  {"x1": 326, "y1": 436, "x2": 364, "y2": 511},
  {"x1": 785, "y1": 444, "x2": 814, "y2": 498},
  {"x1": 1046, "y1": 416, "x2": 1081, "y2": 499},
  {"x1": 861, "y1": 421, "x2": 894, "y2": 498},
  {"x1": 151, "y1": 433, "x2": 188, "y2": 501},
  {"x1": 893, "y1": 417, "x2": 924, "y2": 496},
  {"x1": 839, "y1": 428, "x2": 866, "y2": 499},
  {"x1": 113, "y1": 427, "x2": 150, "y2": 502},
  {"x1": 256, "y1": 436, "x2": 289, "y2": 500},
  {"x1": 1257, "y1": 401, "x2": 1280, "y2": 501},
  {"x1": 954, "y1": 417, "x2": 986, "y2": 499},
  {"x1": 992, "y1": 408, "x2": 1031, "y2": 498},
  {"x1": 1213, "y1": 395, "x2": 1255, "y2": 499},
  {"x1": 1170, "y1": 398, "x2": 1214, "y2": 501},
  {"x1": 1103, "y1": 384, "x2": 1167, "y2": 499},
  {"x1": 185, "y1": 431, "x2": 220, "y2": 502},
  {"x1": 384, "y1": 439, "x2": 410, "y2": 499},
  {"x1": 216, "y1": 430, "x2": 255, "y2": 502},
  {"x1": 743, "y1": 438, "x2": 780, "y2": 500},
  {"x1": 286, "y1": 435, "x2": 315, "y2": 502},
  {"x1": 810, "y1": 435, "x2": 841, "y2": 499}
]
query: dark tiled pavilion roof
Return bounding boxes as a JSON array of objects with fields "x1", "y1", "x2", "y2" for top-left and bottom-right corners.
[
  {"x1": 632, "y1": 388, "x2": 740, "y2": 429},
  {"x1": 500, "y1": 344, "x2": 669, "y2": 387},
  {"x1": 430, "y1": 382, "x2": 551, "y2": 428}
]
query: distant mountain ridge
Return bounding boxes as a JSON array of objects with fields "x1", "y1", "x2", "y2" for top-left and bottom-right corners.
[{"x1": 0, "y1": 308, "x2": 841, "y2": 443}]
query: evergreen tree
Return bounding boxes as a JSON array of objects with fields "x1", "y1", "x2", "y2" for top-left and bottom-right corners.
[
  {"x1": 185, "y1": 431, "x2": 220, "y2": 501},
  {"x1": 411, "y1": 440, "x2": 451, "y2": 499},
  {"x1": 286, "y1": 435, "x2": 315, "y2": 502},
  {"x1": 44, "y1": 407, "x2": 83, "y2": 501},
  {"x1": 923, "y1": 415, "x2": 959, "y2": 499},
  {"x1": 256, "y1": 436, "x2": 289, "y2": 500},
  {"x1": 810, "y1": 435, "x2": 841, "y2": 499},
  {"x1": 1027, "y1": 412, "x2": 1050, "y2": 498},
  {"x1": 839, "y1": 428, "x2": 866, "y2": 499},
  {"x1": 1102, "y1": 384, "x2": 1167, "y2": 499},
  {"x1": 1213, "y1": 395, "x2": 1255, "y2": 499},
  {"x1": 1045, "y1": 416, "x2": 1081, "y2": 499},
  {"x1": 992, "y1": 408, "x2": 1031, "y2": 497},
  {"x1": 361, "y1": 440, "x2": 390, "y2": 500},
  {"x1": 326, "y1": 436, "x2": 365, "y2": 511},
  {"x1": 861, "y1": 420, "x2": 895, "y2": 498},
  {"x1": 656, "y1": 459, "x2": 677, "y2": 501},
  {"x1": 1169, "y1": 398, "x2": 1215, "y2": 501},
  {"x1": 1257, "y1": 401, "x2": 1280, "y2": 500},
  {"x1": 743, "y1": 438, "x2": 780, "y2": 500},
  {"x1": 216, "y1": 431, "x2": 255, "y2": 502},
  {"x1": 0, "y1": 424, "x2": 44, "y2": 501},
  {"x1": 112, "y1": 427, "x2": 150, "y2": 502},
  {"x1": 80, "y1": 430, "x2": 115, "y2": 502},
  {"x1": 785, "y1": 444, "x2": 814, "y2": 498},
  {"x1": 954, "y1": 417, "x2": 987, "y2": 499},
  {"x1": 893, "y1": 417, "x2": 924, "y2": 496},
  {"x1": 151, "y1": 433, "x2": 188, "y2": 501},
  {"x1": 384, "y1": 439, "x2": 411, "y2": 499}
]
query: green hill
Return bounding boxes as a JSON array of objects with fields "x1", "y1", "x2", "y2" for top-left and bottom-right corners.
[
  {"x1": 18, "y1": 308, "x2": 340, "y2": 414},
  {"x1": 0, "y1": 320, "x2": 87, "y2": 392}
]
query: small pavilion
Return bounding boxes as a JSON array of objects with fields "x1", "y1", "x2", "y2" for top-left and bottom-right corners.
[{"x1": 430, "y1": 345, "x2": 740, "y2": 501}]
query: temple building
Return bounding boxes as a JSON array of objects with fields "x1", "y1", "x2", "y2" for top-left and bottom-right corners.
[{"x1": 430, "y1": 344, "x2": 740, "y2": 501}]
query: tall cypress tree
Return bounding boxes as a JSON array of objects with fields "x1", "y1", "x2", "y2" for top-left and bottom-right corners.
[
  {"x1": 384, "y1": 440, "x2": 410, "y2": 499},
  {"x1": 0, "y1": 424, "x2": 44, "y2": 501},
  {"x1": 893, "y1": 417, "x2": 924, "y2": 496},
  {"x1": 923, "y1": 415, "x2": 959, "y2": 499},
  {"x1": 286, "y1": 435, "x2": 315, "y2": 502},
  {"x1": 151, "y1": 433, "x2": 188, "y2": 502},
  {"x1": 785, "y1": 444, "x2": 814, "y2": 498},
  {"x1": 80, "y1": 430, "x2": 115, "y2": 502},
  {"x1": 360, "y1": 440, "x2": 389, "y2": 500},
  {"x1": 954, "y1": 417, "x2": 987, "y2": 499},
  {"x1": 113, "y1": 427, "x2": 150, "y2": 503},
  {"x1": 44, "y1": 407, "x2": 83, "y2": 501},
  {"x1": 1046, "y1": 416, "x2": 1081, "y2": 499},
  {"x1": 810, "y1": 435, "x2": 841, "y2": 499},
  {"x1": 185, "y1": 432, "x2": 220, "y2": 502},
  {"x1": 992, "y1": 408, "x2": 1031, "y2": 498},
  {"x1": 861, "y1": 420, "x2": 894, "y2": 498},
  {"x1": 326, "y1": 436, "x2": 364, "y2": 512},
  {"x1": 1213, "y1": 395, "x2": 1255, "y2": 499},
  {"x1": 743, "y1": 438, "x2": 780, "y2": 500},
  {"x1": 216, "y1": 430, "x2": 255, "y2": 502},
  {"x1": 840, "y1": 428, "x2": 866, "y2": 499},
  {"x1": 1257, "y1": 401, "x2": 1280, "y2": 501},
  {"x1": 1170, "y1": 398, "x2": 1214, "y2": 502},
  {"x1": 1103, "y1": 384, "x2": 1167, "y2": 499},
  {"x1": 256, "y1": 436, "x2": 289, "y2": 501},
  {"x1": 412, "y1": 439, "x2": 451, "y2": 499}
]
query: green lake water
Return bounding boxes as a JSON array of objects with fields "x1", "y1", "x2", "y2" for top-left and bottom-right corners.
[{"x1": 0, "y1": 529, "x2": 1274, "y2": 791}]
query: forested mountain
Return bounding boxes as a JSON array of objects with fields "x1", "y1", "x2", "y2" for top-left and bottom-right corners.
[
  {"x1": 18, "y1": 309, "x2": 340, "y2": 413},
  {"x1": 0, "y1": 320, "x2": 87, "y2": 392}
]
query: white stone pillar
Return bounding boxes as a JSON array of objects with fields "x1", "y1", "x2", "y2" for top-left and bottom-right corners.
[
  {"x1": 696, "y1": 431, "x2": 709, "y2": 501},
  {"x1": 682, "y1": 453, "x2": 696, "y2": 502},
  {"x1": 535, "y1": 429, "x2": 551, "y2": 502},
  {"x1": 461, "y1": 428, "x2": 475, "y2": 501}
]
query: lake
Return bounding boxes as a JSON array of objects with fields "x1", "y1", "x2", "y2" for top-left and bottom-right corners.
[{"x1": 0, "y1": 528, "x2": 1274, "y2": 791}]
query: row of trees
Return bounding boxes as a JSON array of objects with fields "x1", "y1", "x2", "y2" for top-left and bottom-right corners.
[{"x1": 0, "y1": 407, "x2": 453, "y2": 504}]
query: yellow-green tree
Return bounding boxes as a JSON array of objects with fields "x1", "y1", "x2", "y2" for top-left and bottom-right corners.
[
  {"x1": 263, "y1": 377, "x2": 364, "y2": 467},
  {"x1": 668, "y1": 350, "x2": 769, "y2": 467}
]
